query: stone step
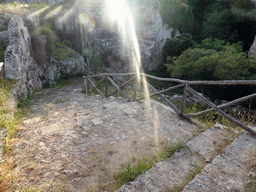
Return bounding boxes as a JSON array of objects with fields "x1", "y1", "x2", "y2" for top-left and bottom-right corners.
[
  {"x1": 182, "y1": 132, "x2": 256, "y2": 192},
  {"x1": 116, "y1": 123, "x2": 239, "y2": 191}
]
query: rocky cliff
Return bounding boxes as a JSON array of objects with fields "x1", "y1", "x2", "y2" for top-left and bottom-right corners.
[
  {"x1": 2, "y1": 13, "x2": 88, "y2": 98},
  {"x1": 54, "y1": 0, "x2": 179, "y2": 72},
  {"x1": 4, "y1": 15, "x2": 43, "y2": 97}
]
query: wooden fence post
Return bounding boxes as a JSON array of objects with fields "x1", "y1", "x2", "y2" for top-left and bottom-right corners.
[
  {"x1": 105, "y1": 76, "x2": 108, "y2": 97},
  {"x1": 180, "y1": 83, "x2": 188, "y2": 117},
  {"x1": 85, "y1": 78, "x2": 89, "y2": 95}
]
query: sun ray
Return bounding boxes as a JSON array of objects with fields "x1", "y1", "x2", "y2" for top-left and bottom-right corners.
[{"x1": 44, "y1": 6, "x2": 63, "y2": 19}]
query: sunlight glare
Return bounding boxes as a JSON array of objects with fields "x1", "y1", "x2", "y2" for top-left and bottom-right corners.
[
  {"x1": 78, "y1": 13, "x2": 96, "y2": 33},
  {"x1": 44, "y1": 6, "x2": 63, "y2": 19},
  {"x1": 28, "y1": 6, "x2": 50, "y2": 17}
]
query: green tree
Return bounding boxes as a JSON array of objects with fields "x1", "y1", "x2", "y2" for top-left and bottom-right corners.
[
  {"x1": 166, "y1": 46, "x2": 256, "y2": 100},
  {"x1": 202, "y1": 9, "x2": 239, "y2": 43},
  {"x1": 193, "y1": 37, "x2": 243, "y2": 52},
  {"x1": 158, "y1": 0, "x2": 194, "y2": 33},
  {"x1": 151, "y1": 33, "x2": 194, "y2": 77}
]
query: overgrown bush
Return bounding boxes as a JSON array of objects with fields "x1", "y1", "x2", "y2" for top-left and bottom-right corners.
[
  {"x1": 202, "y1": 9, "x2": 239, "y2": 43},
  {"x1": 193, "y1": 37, "x2": 243, "y2": 52},
  {"x1": 30, "y1": 30, "x2": 46, "y2": 66},
  {"x1": 150, "y1": 33, "x2": 194, "y2": 78},
  {"x1": 166, "y1": 46, "x2": 256, "y2": 101},
  {"x1": 158, "y1": 0, "x2": 194, "y2": 33},
  {"x1": 0, "y1": 48, "x2": 5, "y2": 62},
  {"x1": 39, "y1": 26, "x2": 57, "y2": 61},
  {"x1": 30, "y1": 25, "x2": 56, "y2": 66}
]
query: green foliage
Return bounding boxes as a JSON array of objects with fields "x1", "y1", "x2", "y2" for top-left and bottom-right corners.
[
  {"x1": 0, "y1": 47, "x2": 5, "y2": 62},
  {"x1": 158, "y1": 0, "x2": 194, "y2": 33},
  {"x1": 53, "y1": 45, "x2": 78, "y2": 61},
  {"x1": 151, "y1": 33, "x2": 194, "y2": 78},
  {"x1": 166, "y1": 46, "x2": 256, "y2": 101},
  {"x1": 233, "y1": 0, "x2": 256, "y2": 11},
  {"x1": 158, "y1": 0, "x2": 183, "y2": 28},
  {"x1": 30, "y1": 25, "x2": 57, "y2": 66},
  {"x1": 30, "y1": 30, "x2": 46, "y2": 66},
  {"x1": 39, "y1": 26, "x2": 57, "y2": 61},
  {"x1": 193, "y1": 38, "x2": 243, "y2": 52},
  {"x1": 86, "y1": 45, "x2": 124, "y2": 72},
  {"x1": 202, "y1": 9, "x2": 239, "y2": 43},
  {"x1": 163, "y1": 34, "x2": 194, "y2": 61},
  {"x1": 166, "y1": 47, "x2": 256, "y2": 80}
]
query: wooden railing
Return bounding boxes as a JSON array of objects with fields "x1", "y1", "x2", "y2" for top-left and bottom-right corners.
[{"x1": 83, "y1": 73, "x2": 256, "y2": 135}]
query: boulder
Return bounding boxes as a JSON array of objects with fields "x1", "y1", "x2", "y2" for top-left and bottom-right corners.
[
  {"x1": 48, "y1": 45, "x2": 88, "y2": 85},
  {"x1": 4, "y1": 15, "x2": 43, "y2": 98}
]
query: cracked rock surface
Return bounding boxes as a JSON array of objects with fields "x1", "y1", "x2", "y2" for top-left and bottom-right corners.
[{"x1": 11, "y1": 81, "x2": 198, "y2": 191}]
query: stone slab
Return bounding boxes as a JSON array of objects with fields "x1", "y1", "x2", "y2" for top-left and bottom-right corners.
[{"x1": 183, "y1": 132, "x2": 256, "y2": 192}]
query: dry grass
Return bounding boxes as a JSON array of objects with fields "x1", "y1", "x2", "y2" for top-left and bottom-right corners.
[
  {"x1": 0, "y1": 157, "x2": 14, "y2": 192},
  {"x1": 0, "y1": 2, "x2": 29, "y2": 16}
]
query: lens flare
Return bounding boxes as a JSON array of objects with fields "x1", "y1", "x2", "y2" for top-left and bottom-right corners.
[
  {"x1": 105, "y1": 0, "x2": 151, "y2": 107},
  {"x1": 28, "y1": 6, "x2": 50, "y2": 17},
  {"x1": 57, "y1": 7, "x2": 75, "y2": 24},
  {"x1": 78, "y1": 13, "x2": 96, "y2": 33},
  {"x1": 44, "y1": 6, "x2": 63, "y2": 19}
]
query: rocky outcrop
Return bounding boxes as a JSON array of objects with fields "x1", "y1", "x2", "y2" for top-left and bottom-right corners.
[
  {"x1": 248, "y1": 36, "x2": 256, "y2": 56},
  {"x1": 3, "y1": 15, "x2": 88, "y2": 97},
  {"x1": 47, "y1": 46, "x2": 88, "y2": 85},
  {"x1": 0, "y1": 12, "x2": 12, "y2": 49},
  {"x1": 55, "y1": 0, "x2": 180, "y2": 72},
  {"x1": 0, "y1": 31, "x2": 9, "y2": 48},
  {"x1": 4, "y1": 15, "x2": 43, "y2": 98}
]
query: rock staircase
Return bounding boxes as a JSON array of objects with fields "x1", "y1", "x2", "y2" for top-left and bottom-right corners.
[
  {"x1": 117, "y1": 124, "x2": 256, "y2": 192},
  {"x1": 11, "y1": 84, "x2": 256, "y2": 191}
]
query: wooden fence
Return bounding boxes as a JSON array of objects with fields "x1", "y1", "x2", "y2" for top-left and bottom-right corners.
[{"x1": 83, "y1": 73, "x2": 256, "y2": 135}]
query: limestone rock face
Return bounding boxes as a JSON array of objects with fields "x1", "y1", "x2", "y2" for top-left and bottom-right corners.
[
  {"x1": 248, "y1": 36, "x2": 256, "y2": 56},
  {"x1": 0, "y1": 12, "x2": 12, "y2": 30},
  {"x1": 0, "y1": 12, "x2": 12, "y2": 48},
  {"x1": 48, "y1": 46, "x2": 88, "y2": 85},
  {"x1": 0, "y1": 31, "x2": 9, "y2": 48},
  {"x1": 55, "y1": 0, "x2": 179, "y2": 72},
  {"x1": 4, "y1": 15, "x2": 43, "y2": 97}
]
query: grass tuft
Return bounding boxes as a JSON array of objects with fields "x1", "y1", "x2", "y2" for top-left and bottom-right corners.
[{"x1": 113, "y1": 141, "x2": 187, "y2": 189}]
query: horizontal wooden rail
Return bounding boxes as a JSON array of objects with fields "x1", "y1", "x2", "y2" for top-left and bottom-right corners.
[
  {"x1": 83, "y1": 73, "x2": 256, "y2": 135},
  {"x1": 136, "y1": 83, "x2": 185, "y2": 101},
  {"x1": 186, "y1": 93, "x2": 256, "y2": 118},
  {"x1": 84, "y1": 73, "x2": 256, "y2": 85},
  {"x1": 185, "y1": 86, "x2": 256, "y2": 135}
]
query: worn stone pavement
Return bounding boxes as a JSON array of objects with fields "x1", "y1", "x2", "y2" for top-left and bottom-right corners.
[{"x1": 11, "y1": 83, "x2": 198, "y2": 191}]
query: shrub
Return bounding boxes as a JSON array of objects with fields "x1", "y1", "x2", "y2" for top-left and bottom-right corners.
[
  {"x1": 158, "y1": 0, "x2": 194, "y2": 33},
  {"x1": 158, "y1": 0, "x2": 183, "y2": 28},
  {"x1": 0, "y1": 48, "x2": 5, "y2": 62},
  {"x1": 30, "y1": 26, "x2": 56, "y2": 66},
  {"x1": 202, "y1": 9, "x2": 240, "y2": 43},
  {"x1": 166, "y1": 47, "x2": 256, "y2": 101},
  {"x1": 150, "y1": 33, "x2": 194, "y2": 78},
  {"x1": 232, "y1": 0, "x2": 256, "y2": 11},
  {"x1": 39, "y1": 26, "x2": 57, "y2": 61},
  {"x1": 30, "y1": 30, "x2": 46, "y2": 66},
  {"x1": 193, "y1": 37, "x2": 243, "y2": 52}
]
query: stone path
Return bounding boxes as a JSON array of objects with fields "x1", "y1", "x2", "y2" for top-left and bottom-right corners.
[
  {"x1": 10, "y1": 82, "x2": 256, "y2": 191},
  {"x1": 11, "y1": 83, "x2": 198, "y2": 191},
  {"x1": 116, "y1": 123, "x2": 241, "y2": 191}
]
